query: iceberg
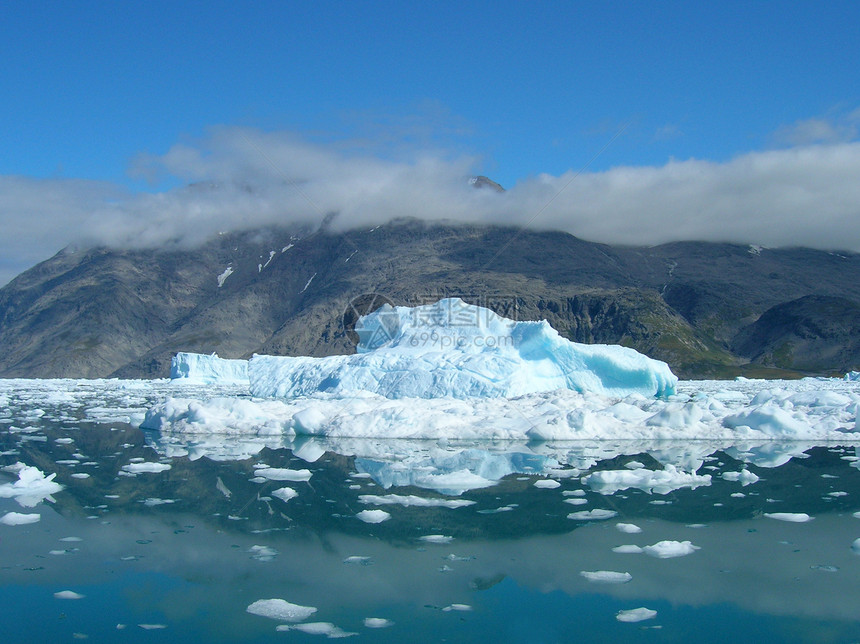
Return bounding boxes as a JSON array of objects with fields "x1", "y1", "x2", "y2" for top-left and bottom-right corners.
[
  {"x1": 170, "y1": 352, "x2": 249, "y2": 384},
  {"x1": 249, "y1": 298, "x2": 677, "y2": 399}
]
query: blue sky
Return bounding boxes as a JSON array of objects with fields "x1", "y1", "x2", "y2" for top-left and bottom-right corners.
[{"x1": 2, "y1": 1, "x2": 860, "y2": 285}]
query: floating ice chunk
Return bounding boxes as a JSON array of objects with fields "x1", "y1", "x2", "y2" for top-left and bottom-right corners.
[
  {"x1": 0, "y1": 464, "x2": 63, "y2": 507},
  {"x1": 851, "y1": 538, "x2": 860, "y2": 554},
  {"x1": 278, "y1": 622, "x2": 357, "y2": 637},
  {"x1": 564, "y1": 498, "x2": 588, "y2": 505},
  {"x1": 358, "y1": 494, "x2": 475, "y2": 508},
  {"x1": 271, "y1": 487, "x2": 298, "y2": 502},
  {"x1": 616, "y1": 523, "x2": 643, "y2": 534},
  {"x1": 722, "y1": 470, "x2": 760, "y2": 486},
  {"x1": 1, "y1": 511, "x2": 40, "y2": 525},
  {"x1": 580, "y1": 570, "x2": 632, "y2": 583},
  {"x1": 419, "y1": 535, "x2": 453, "y2": 544},
  {"x1": 845, "y1": 371, "x2": 860, "y2": 381},
  {"x1": 246, "y1": 599, "x2": 317, "y2": 622},
  {"x1": 170, "y1": 352, "x2": 249, "y2": 384},
  {"x1": 643, "y1": 540, "x2": 700, "y2": 558},
  {"x1": 583, "y1": 465, "x2": 711, "y2": 495},
  {"x1": 568, "y1": 509, "x2": 618, "y2": 521},
  {"x1": 254, "y1": 468, "x2": 312, "y2": 482},
  {"x1": 249, "y1": 298, "x2": 677, "y2": 400},
  {"x1": 121, "y1": 462, "x2": 171, "y2": 474},
  {"x1": 70, "y1": 473, "x2": 90, "y2": 479},
  {"x1": 764, "y1": 512, "x2": 813, "y2": 522},
  {"x1": 613, "y1": 545, "x2": 644, "y2": 554},
  {"x1": 142, "y1": 498, "x2": 175, "y2": 506},
  {"x1": 54, "y1": 590, "x2": 85, "y2": 599},
  {"x1": 616, "y1": 607, "x2": 657, "y2": 623},
  {"x1": 138, "y1": 624, "x2": 167, "y2": 630},
  {"x1": 248, "y1": 545, "x2": 278, "y2": 561},
  {"x1": 534, "y1": 479, "x2": 561, "y2": 489},
  {"x1": 442, "y1": 604, "x2": 473, "y2": 612},
  {"x1": 343, "y1": 556, "x2": 373, "y2": 565},
  {"x1": 356, "y1": 509, "x2": 390, "y2": 524},
  {"x1": 364, "y1": 618, "x2": 393, "y2": 628}
]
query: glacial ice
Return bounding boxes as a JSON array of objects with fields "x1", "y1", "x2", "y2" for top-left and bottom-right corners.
[
  {"x1": 0, "y1": 511, "x2": 41, "y2": 526},
  {"x1": 580, "y1": 570, "x2": 632, "y2": 583},
  {"x1": 616, "y1": 607, "x2": 657, "y2": 623},
  {"x1": 642, "y1": 540, "x2": 700, "y2": 558},
  {"x1": 0, "y1": 464, "x2": 63, "y2": 507},
  {"x1": 170, "y1": 352, "x2": 248, "y2": 384},
  {"x1": 248, "y1": 298, "x2": 678, "y2": 399},
  {"x1": 246, "y1": 599, "x2": 317, "y2": 622},
  {"x1": 582, "y1": 465, "x2": 711, "y2": 495}
]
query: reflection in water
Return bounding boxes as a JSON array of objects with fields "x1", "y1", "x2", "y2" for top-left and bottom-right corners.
[{"x1": 1, "y1": 379, "x2": 859, "y2": 642}]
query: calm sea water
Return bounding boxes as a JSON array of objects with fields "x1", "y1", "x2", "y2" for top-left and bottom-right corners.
[{"x1": 1, "y1": 380, "x2": 859, "y2": 643}]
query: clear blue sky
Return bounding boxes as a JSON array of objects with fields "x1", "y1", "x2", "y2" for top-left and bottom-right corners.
[
  {"x1": 4, "y1": 0, "x2": 858, "y2": 188},
  {"x1": 2, "y1": 1, "x2": 860, "y2": 285}
]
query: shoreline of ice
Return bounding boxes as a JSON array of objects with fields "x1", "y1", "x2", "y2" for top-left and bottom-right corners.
[{"x1": 141, "y1": 377, "x2": 860, "y2": 443}]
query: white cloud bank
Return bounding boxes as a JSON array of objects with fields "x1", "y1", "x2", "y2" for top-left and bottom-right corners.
[{"x1": 2, "y1": 125, "x2": 860, "y2": 286}]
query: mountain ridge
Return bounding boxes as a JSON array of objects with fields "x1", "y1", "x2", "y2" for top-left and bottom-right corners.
[{"x1": 1, "y1": 218, "x2": 859, "y2": 379}]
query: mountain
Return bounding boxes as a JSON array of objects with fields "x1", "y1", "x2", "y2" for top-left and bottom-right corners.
[{"x1": 1, "y1": 218, "x2": 859, "y2": 379}]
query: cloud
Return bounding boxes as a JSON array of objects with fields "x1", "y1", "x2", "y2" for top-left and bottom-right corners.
[
  {"x1": 3, "y1": 125, "x2": 860, "y2": 286},
  {"x1": 771, "y1": 107, "x2": 860, "y2": 146}
]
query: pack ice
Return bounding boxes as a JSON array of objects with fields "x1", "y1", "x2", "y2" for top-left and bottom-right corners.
[{"x1": 209, "y1": 298, "x2": 677, "y2": 399}]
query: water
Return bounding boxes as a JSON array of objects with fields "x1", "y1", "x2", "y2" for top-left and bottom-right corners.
[{"x1": 1, "y1": 379, "x2": 859, "y2": 642}]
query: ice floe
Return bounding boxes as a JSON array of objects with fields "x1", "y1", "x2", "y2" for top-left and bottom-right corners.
[
  {"x1": 642, "y1": 540, "x2": 700, "y2": 558},
  {"x1": 582, "y1": 465, "x2": 711, "y2": 495},
  {"x1": 246, "y1": 599, "x2": 317, "y2": 622},
  {"x1": 356, "y1": 509, "x2": 390, "y2": 524},
  {"x1": 0, "y1": 464, "x2": 63, "y2": 507},
  {"x1": 580, "y1": 570, "x2": 632, "y2": 583},
  {"x1": 616, "y1": 607, "x2": 657, "y2": 622},
  {"x1": 763, "y1": 512, "x2": 814, "y2": 522},
  {"x1": 1, "y1": 511, "x2": 41, "y2": 525}
]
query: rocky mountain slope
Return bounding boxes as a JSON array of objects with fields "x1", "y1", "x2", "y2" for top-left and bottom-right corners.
[{"x1": 1, "y1": 219, "x2": 859, "y2": 379}]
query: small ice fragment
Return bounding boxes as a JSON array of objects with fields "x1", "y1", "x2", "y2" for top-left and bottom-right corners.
[
  {"x1": 643, "y1": 540, "x2": 700, "y2": 558},
  {"x1": 580, "y1": 570, "x2": 632, "y2": 583},
  {"x1": 138, "y1": 624, "x2": 167, "y2": 630},
  {"x1": 764, "y1": 512, "x2": 813, "y2": 523},
  {"x1": 253, "y1": 468, "x2": 312, "y2": 482},
  {"x1": 568, "y1": 509, "x2": 617, "y2": 521},
  {"x1": 613, "y1": 545, "x2": 644, "y2": 554},
  {"x1": 248, "y1": 545, "x2": 278, "y2": 561},
  {"x1": 356, "y1": 509, "x2": 390, "y2": 524},
  {"x1": 1, "y1": 511, "x2": 40, "y2": 525},
  {"x1": 419, "y1": 535, "x2": 453, "y2": 544},
  {"x1": 850, "y1": 538, "x2": 860, "y2": 554},
  {"x1": 616, "y1": 607, "x2": 657, "y2": 623},
  {"x1": 271, "y1": 487, "x2": 298, "y2": 502},
  {"x1": 364, "y1": 617, "x2": 393, "y2": 628},
  {"x1": 60, "y1": 536, "x2": 82, "y2": 542},
  {"x1": 563, "y1": 489, "x2": 586, "y2": 497},
  {"x1": 280, "y1": 622, "x2": 357, "y2": 637},
  {"x1": 70, "y1": 473, "x2": 90, "y2": 479},
  {"x1": 121, "y1": 462, "x2": 170, "y2": 474},
  {"x1": 54, "y1": 590, "x2": 85, "y2": 599},
  {"x1": 442, "y1": 604, "x2": 473, "y2": 612},
  {"x1": 564, "y1": 498, "x2": 588, "y2": 505},
  {"x1": 343, "y1": 556, "x2": 373, "y2": 565},
  {"x1": 625, "y1": 461, "x2": 645, "y2": 470},
  {"x1": 534, "y1": 479, "x2": 561, "y2": 489},
  {"x1": 246, "y1": 599, "x2": 317, "y2": 622}
]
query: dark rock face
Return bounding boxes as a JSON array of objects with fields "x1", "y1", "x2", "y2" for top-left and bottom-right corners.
[
  {"x1": 1, "y1": 219, "x2": 859, "y2": 379},
  {"x1": 731, "y1": 295, "x2": 860, "y2": 373}
]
